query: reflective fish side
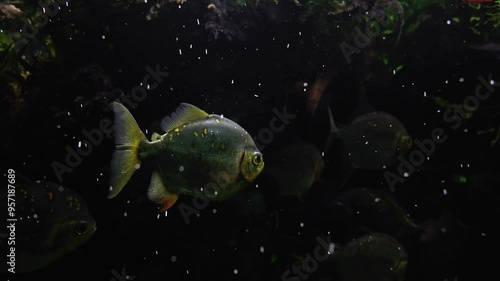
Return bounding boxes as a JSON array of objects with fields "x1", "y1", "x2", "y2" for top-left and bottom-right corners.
[
  {"x1": 264, "y1": 140, "x2": 324, "y2": 199},
  {"x1": 0, "y1": 170, "x2": 96, "y2": 273},
  {"x1": 108, "y1": 102, "x2": 265, "y2": 212},
  {"x1": 330, "y1": 111, "x2": 413, "y2": 170}
]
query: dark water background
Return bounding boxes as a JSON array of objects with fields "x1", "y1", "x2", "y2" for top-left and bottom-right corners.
[{"x1": 1, "y1": 0, "x2": 498, "y2": 280}]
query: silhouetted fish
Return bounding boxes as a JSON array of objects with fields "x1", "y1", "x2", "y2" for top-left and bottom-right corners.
[
  {"x1": 1, "y1": 170, "x2": 96, "y2": 273},
  {"x1": 329, "y1": 111, "x2": 413, "y2": 170}
]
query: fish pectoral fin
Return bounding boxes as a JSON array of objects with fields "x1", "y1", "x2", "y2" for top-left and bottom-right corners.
[
  {"x1": 147, "y1": 170, "x2": 179, "y2": 212},
  {"x1": 160, "y1": 103, "x2": 209, "y2": 133}
]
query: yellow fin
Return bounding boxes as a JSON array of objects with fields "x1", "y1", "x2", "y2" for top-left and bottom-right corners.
[
  {"x1": 109, "y1": 102, "x2": 147, "y2": 199},
  {"x1": 147, "y1": 170, "x2": 178, "y2": 211},
  {"x1": 160, "y1": 103, "x2": 209, "y2": 133}
]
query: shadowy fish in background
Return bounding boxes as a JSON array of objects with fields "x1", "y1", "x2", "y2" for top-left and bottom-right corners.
[
  {"x1": 0, "y1": 170, "x2": 96, "y2": 273},
  {"x1": 329, "y1": 233, "x2": 408, "y2": 281},
  {"x1": 263, "y1": 140, "x2": 324, "y2": 199},
  {"x1": 108, "y1": 102, "x2": 265, "y2": 212},
  {"x1": 333, "y1": 188, "x2": 419, "y2": 244},
  {"x1": 328, "y1": 110, "x2": 413, "y2": 171},
  {"x1": 418, "y1": 209, "x2": 469, "y2": 267}
]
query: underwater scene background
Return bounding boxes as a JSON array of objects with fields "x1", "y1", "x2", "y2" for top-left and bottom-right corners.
[{"x1": 1, "y1": 0, "x2": 498, "y2": 280}]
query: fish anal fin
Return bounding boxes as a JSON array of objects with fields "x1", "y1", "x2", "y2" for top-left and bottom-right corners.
[
  {"x1": 147, "y1": 170, "x2": 179, "y2": 212},
  {"x1": 158, "y1": 195, "x2": 179, "y2": 212},
  {"x1": 160, "y1": 103, "x2": 209, "y2": 133}
]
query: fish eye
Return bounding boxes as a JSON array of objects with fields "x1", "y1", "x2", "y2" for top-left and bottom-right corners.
[
  {"x1": 252, "y1": 153, "x2": 263, "y2": 165},
  {"x1": 74, "y1": 221, "x2": 89, "y2": 235}
]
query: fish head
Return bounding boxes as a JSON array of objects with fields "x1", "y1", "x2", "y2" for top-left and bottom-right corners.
[
  {"x1": 56, "y1": 212, "x2": 97, "y2": 251},
  {"x1": 240, "y1": 148, "x2": 265, "y2": 183},
  {"x1": 49, "y1": 189, "x2": 97, "y2": 252},
  {"x1": 397, "y1": 134, "x2": 413, "y2": 156}
]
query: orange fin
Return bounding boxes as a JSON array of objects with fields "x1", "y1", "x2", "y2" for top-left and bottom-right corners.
[
  {"x1": 148, "y1": 170, "x2": 179, "y2": 212},
  {"x1": 158, "y1": 194, "x2": 179, "y2": 212}
]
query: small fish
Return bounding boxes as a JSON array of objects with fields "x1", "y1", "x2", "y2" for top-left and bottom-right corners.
[
  {"x1": 108, "y1": 102, "x2": 265, "y2": 212},
  {"x1": 329, "y1": 110, "x2": 413, "y2": 170},
  {"x1": 0, "y1": 170, "x2": 96, "y2": 273},
  {"x1": 331, "y1": 233, "x2": 408, "y2": 281},
  {"x1": 264, "y1": 140, "x2": 324, "y2": 199}
]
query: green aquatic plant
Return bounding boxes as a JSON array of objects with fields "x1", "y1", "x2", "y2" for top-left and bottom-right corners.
[
  {"x1": 485, "y1": 0, "x2": 500, "y2": 28},
  {"x1": 466, "y1": 0, "x2": 500, "y2": 38},
  {"x1": 397, "y1": 0, "x2": 442, "y2": 36},
  {"x1": 0, "y1": 2, "x2": 58, "y2": 103},
  {"x1": 490, "y1": 126, "x2": 500, "y2": 147},
  {"x1": 477, "y1": 113, "x2": 500, "y2": 147},
  {"x1": 1, "y1": 31, "x2": 27, "y2": 100}
]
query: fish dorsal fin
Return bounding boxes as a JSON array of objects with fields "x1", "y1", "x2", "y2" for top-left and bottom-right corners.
[
  {"x1": 160, "y1": 103, "x2": 209, "y2": 133},
  {"x1": 147, "y1": 170, "x2": 179, "y2": 212}
]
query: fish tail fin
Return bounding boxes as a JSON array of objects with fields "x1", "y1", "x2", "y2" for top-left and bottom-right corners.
[{"x1": 108, "y1": 102, "x2": 147, "y2": 199}]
